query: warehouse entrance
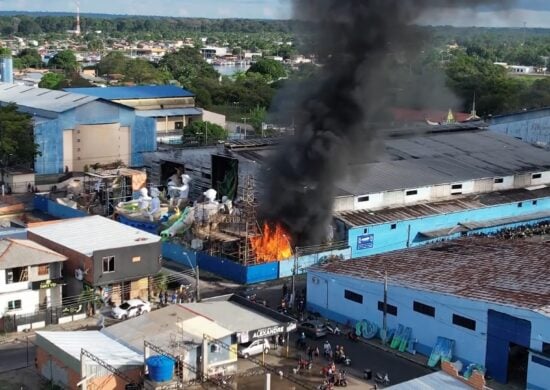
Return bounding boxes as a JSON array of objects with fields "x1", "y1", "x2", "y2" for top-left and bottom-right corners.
[{"x1": 486, "y1": 310, "x2": 531, "y2": 384}]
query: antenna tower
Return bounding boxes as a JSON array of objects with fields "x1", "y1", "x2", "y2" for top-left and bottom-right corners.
[{"x1": 75, "y1": 1, "x2": 81, "y2": 35}]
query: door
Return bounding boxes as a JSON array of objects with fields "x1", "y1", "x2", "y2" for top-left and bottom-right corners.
[{"x1": 486, "y1": 310, "x2": 531, "y2": 384}]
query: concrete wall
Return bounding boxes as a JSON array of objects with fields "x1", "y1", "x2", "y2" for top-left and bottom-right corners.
[
  {"x1": 489, "y1": 108, "x2": 550, "y2": 149},
  {"x1": 349, "y1": 195, "x2": 550, "y2": 258},
  {"x1": 202, "y1": 110, "x2": 227, "y2": 128},
  {"x1": 306, "y1": 270, "x2": 550, "y2": 390}
]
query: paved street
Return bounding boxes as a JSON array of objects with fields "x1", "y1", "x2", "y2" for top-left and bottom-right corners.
[{"x1": 0, "y1": 339, "x2": 34, "y2": 374}]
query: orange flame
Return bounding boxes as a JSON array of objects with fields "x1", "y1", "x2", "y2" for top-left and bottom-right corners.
[{"x1": 250, "y1": 222, "x2": 293, "y2": 262}]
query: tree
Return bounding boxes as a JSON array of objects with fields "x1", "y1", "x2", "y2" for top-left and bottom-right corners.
[
  {"x1": 125, "y1": 59, "x2": 165, "y2": 84},
  {"x1": 0, "y1": 104, "x2": 40, "y2": 181},
  {"x1": 97, "y1": 51, "x2": 128, "y2": 76},
  {"x1": 38, "y1": 72, "x2": 64, "y2": 90},
  {"x1": 247, "y1": 59, "x2": 286, "y2": 81},
  {"x1": 17, "y1": 48, "x2": 42, "y2": 68},
  {"x1": 160, "y1": 47, "x2": 219, "y2": 88},
  {"x1": 184, "y1": 121, "x2": 227, "y2": 143},
  {"x1": 248, "y1": 105, "x2": 267, "y2": 133},
  {"x1": 48, "y1": 50, "x2": 78, "y2": 73},
  {"x1": 87, "y1": 40, "x2": 104, "y2": 52}
]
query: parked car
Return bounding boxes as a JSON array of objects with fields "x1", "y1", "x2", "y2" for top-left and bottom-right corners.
[
  {"x1": 298, "y1": 320, "x2": 328, "y2": 338},
  {"x1": 236, "y1": 288, "x2": 257, "y2": 302},
  {"x1": 111, "y1": 299, "x2": 151, "y2": 320},
  {"x1": 238, "y1": 339, "x2": 270, "y2": 359}
]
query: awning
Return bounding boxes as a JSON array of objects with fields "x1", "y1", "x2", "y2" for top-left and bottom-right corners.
[
  {"x1": 419, "y1": 210, "x2": 550, "y2": 239},
  {"x1": 136, "y1": 107, "x2": 203, "y2": 117}
]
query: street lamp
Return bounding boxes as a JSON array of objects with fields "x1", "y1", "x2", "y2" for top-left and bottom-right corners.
[{"x1": 241, "y1": 117, "x2": 250, "y2": 140}]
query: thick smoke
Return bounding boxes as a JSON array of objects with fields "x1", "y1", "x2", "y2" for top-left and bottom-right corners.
[{"x1": 261, "y1": 0, "x2": 512, "y2": 246}]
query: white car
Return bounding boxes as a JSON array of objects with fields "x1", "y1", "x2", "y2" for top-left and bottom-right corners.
[
  {"x1": 111, "y1": 299, "x2": 151, "y2": 320},
  {"x1": 238, "y1": 339, "x2": 270, "y2": 359}
]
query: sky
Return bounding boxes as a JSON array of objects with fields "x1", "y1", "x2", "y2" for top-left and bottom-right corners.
[{"x1": 1, "y1": 0, "x2": 550, "y2": 27}]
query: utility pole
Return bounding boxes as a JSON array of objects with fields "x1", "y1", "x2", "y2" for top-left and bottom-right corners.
[
  {"x1": 195, "y1": 266, "x2": 201, "y2": 302},
  {"x1": 241, "y1": 117, "x2": 249, "y2": 139},
  {"x1": 290, "y1": 245, "x2": 297, "y2": 310},
  {"x1": 382, "y1": 269, "x2": 388, "y2": 345},
  {"x1": 205, "y1": 121, "x2": 208, "y2": 145}
]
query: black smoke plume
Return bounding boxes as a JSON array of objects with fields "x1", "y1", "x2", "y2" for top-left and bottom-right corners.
[{"x1": 261, "y1": 0, "x2": 512, "y2": 246}]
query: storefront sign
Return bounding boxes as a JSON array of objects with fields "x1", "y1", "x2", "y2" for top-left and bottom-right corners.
[
  {"x1": 31, "y1": 278, "x2": 64, "y2": 290},
  {"x1": 357, "y1": 234, "x2": 374, "y2": 250},
  {"x1": 286, "y1": 323, "x2": 297, "y2": 332},
  {"x1": 251, "y1": 325, "x2": 284, "y2": 339}
]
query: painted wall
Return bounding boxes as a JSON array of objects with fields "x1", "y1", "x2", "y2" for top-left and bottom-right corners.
[
  {"x1": 196, "y1": 253, "x2": 278, "y2": 284},
  {"x1": 161, "y1": 243, "x2": 197, "y2": 268},
  {"x1": 33, "y1": 101, "x2": 156, "y2": 174},
  {"x1": 489, "y1": 109, "x2": 550, "y2": 149},
  {"x1": 306, "y1": 270, "x2": 550, "y2": 389},
  {"x1": 349, "y1": 196, "x2": 550, "y2": 258},
  {"x1": 279, "y1": 247, "x2": 352, "y2": 278}
]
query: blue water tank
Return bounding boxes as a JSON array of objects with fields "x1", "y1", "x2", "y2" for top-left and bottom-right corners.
[
  {"x1": 0, "y1": 57, "x2": 13, "y2": 84},
  {"x1": 146, "y1": 355, "x2": 175, "y2": 382}
]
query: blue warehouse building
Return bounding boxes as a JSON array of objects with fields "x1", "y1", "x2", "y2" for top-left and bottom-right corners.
[
  {"x1": 307, "y1": 238, "x2": 550, "y2": 389},
  {"x1": 0, "y1": 83, "x2": 156, "y2": 174},
  {"x1": 489, "y1": 107, "x2": 550, "y2": 150}
]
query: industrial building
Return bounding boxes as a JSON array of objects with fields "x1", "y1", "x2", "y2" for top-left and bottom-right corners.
[
  {"x1": 65, "y1": 86, "x2": 226, "y2": 145},
  {"x1": 0, "y1": 83, "x2": 157, "y2": 174},
  {"x1": 27, "y1": 216, "x2": 161, "y2": 303},
  {"x1": 306, "y1": 237, "x2": 550, "y2": 390},
  {"x1": 489, "y1": 107, "x2": 550, "y2": 150}
]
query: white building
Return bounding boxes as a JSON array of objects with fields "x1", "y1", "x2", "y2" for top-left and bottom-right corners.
[{"x1": 0, "y1": 238, "x2": 67, "y2": 332}]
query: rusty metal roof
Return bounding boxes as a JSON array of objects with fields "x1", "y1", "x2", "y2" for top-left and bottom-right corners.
[
  {"x1": 313, "y1": 237, "x2": 550, "y2": 312},
  {"x1": 337, "y1": 187, "x2": 550, "y2": 226}
]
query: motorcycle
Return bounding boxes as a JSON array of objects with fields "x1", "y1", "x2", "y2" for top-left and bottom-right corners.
[
  {"x1": 334, "y1": 370, "x2": 348, "y2": 387},
  {"x1": 336, "y1": 355, "x2": 351, "y2": 366},
  {"x1": 375, "y1": 372, "x2": 390, "y2": 386},
  {"x1": 325, "y1": 321, "x2": 341, "y2": 335},
  {"x1": 347, "y1": 331, "x2": 358, "y2": 342},
  {"x1": 296, "y1": 358, "x2": 313, "y2": 374}
]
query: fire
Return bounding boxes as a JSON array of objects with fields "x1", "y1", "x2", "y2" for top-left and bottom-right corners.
[{"x1": 250, "y1": 222, "x2": 293, "y2": 262}]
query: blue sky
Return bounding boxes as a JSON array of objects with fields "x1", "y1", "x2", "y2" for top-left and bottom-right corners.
[{"x1": 1, "y1": 0, "x2": 550, "y2": 27}]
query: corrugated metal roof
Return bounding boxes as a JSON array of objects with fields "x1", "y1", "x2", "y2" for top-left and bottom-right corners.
[
  {"x1": 64, "y1": 85, "x2": 194, "y2": 100},
  {"x1": 337, "y1": 187, "x2": 550, "y2": 226},
  {"x1": 336, "y1": 129, "x2": 550, "y2": 196},
  {"x1": 313, "y1": 237, "x2": 550, "y2": 312},
  {"x1": 28, "y1": 216, "x2": 160, "y2": 256},
  {"x1": 36, "y1": 331, "x2": 143, "y2": 368},
  {"x1": 136, "y1": 107, "x2": 203, "y2": 117},
  {"x1": 0, "y1": 238, "x2": 67, "y2": 268},
  {"x1": 103, "y1": 305, "x2": 232, "y2": 352},
  {"x1": 0, "y1": 82, "x2": 98, "y2": 113},
  {"x1": 387, "y1": 371, "x2": 472, "y2": 390}
]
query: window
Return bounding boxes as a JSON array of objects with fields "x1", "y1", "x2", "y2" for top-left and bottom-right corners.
[
  {"x1": 358, "y1": 195, "x2": 370, "y2": 202},
  {"x1": 517, "y1": 202, "x2": 523, "y2": 208},
  {"x1": 37, "y1": 264, "x2": 49, "y2": 276},
  {"x1": 6, "y1": 267, "x2": 28, "y2": 284},
  {"x1": 378, "y1": 301, "x2": 398, "y2": 316},
  {"x1": 390, "y1": 224, "x2": 397, "y2": 230},
  {"x1": 542, "y1": 342, "x2": 550, "y2": 357},
  {"x1": 363, "y1": 228, "x2": 368, "y2": 234},
  {"x1": 533, "y1": 200, "x2": 538, "y2": 206},
  {"x1": 7, "y1": 300, "x2": 22, "y2": 310},
  {"x1": 344, "y1": 289, "x2": 363, "y2": 304},
  {"x1": 532, "y1": 173, "x2": 542, "y2": 179},
  {"x1": 102, "y1": 256, "x2": 115, "y2": 273},
  {"x1": 451, "y1": 184, "x2": 462, "y2": 190},
  {"x1": 452, "y1": 314, "x2": 476, "y2": 330},
  {"x1": 413, "y1": 301, "x2": 435, "y2": 317},
  {"x1": 494, "y1": 178, "x2": 504, "y2": 184},
  {"x1": 132, "y1": 256, "x2": 141, "y2": 263},
  {"x1": 406, "y1": 190, "x2": 418, "y2": 196},
  {"x1": 532, "y1": 355, "x2": 550, "y2": 369},
  {"x1": 175, "y1": 121, "x2": 184, "y2": 130},
  {"x1": 210, "y1": 344, "x2": 220, "y2": 353}
]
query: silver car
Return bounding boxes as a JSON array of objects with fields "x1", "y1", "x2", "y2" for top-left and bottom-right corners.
[{"x1": 298, "y1": 320, "x2": 328, "y2": 338}]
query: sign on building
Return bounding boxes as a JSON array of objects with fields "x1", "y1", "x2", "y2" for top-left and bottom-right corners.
[{"x1": 357, "y1": 234, "x2": 374, "y2": 250}]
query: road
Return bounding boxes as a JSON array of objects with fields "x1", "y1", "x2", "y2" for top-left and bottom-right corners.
[{"x1": 0, "y1": 339, "x2": 35, "y2": 374}]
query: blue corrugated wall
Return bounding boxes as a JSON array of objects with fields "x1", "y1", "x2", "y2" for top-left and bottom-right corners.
[
  {"x1": 489, "y1": 108, "x2": 550, "y2": 148},
  {"x1": 33, "y1": 194, "x2": 87, "y2": 219},
  {"x1": 349, "y1": 196, "x2": 550, "y2": 258},
  {"x1": 162, "y1": 242, "x2": 198, "y2": 268},
  {"x1": 279, "y1": 247, "x2": 352, "y2": 278},
  {"x1": 33, "y1": 101, "x2": 156, "y2": 174}
]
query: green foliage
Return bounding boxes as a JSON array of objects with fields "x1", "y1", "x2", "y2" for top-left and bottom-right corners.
[
  {"x1": 125, "y1": 58, "x2": 165, "y2": 84},
  {"x1": 0, "y1": 47, "x2": 11, "y2": 56},
  {"x1": 160, "y1": 47, "x2": 219, "y2": 88},
  {"x1": 38, "y1": 72, "x2": 64, "y2": 89},
  {"x1": 247, "y1": 59, "x2": 286, "y2": 81},
  {"x1": 87, "y1": 39, "x2": 104, "y2": 52},
  {"x1": 0, "y1": 104, "x2": 40, "y2": 176},
  {"x1": 48, "y1": 50, "x2": 78, "y2": 72},
  {"x1": 184, "y1": 121, "x2": 227, "y2": 143},
  {"x1": 97, "y1": 51, "x2": 128, "y2": 75},
  {"x1": 16, "y1": 48, "x2": 42, "y2": 68},
  {"x1": 248, "y1": 105, "x2": 267, "y2": 132}
]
